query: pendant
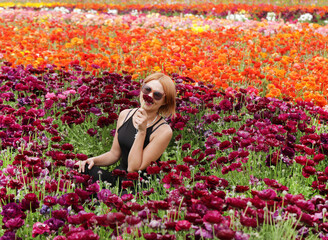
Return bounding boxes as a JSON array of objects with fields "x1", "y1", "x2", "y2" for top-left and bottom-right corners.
[{"x1": 135, "y1": 130, "x2": 138, "y2": 139}]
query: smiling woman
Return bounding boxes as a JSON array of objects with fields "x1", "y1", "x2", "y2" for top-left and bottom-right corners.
[{"x1": 75, "y1": 73, "x2": 176, "y2": 193}]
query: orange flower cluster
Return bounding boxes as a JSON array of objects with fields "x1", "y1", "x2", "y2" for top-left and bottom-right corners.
[{"x1": 0, "y1": 8, "x2": 328, "y2": 106}]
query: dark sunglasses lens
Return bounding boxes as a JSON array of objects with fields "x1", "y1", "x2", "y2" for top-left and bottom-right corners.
[
  {"x1": 153, "y1": 92, "x2": 163, "y2": 100},
  {"x1": 142, "y1": 85, "x2": 151, "y2": 94}
]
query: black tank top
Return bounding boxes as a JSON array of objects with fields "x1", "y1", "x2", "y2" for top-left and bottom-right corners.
[{"x1": 117, "y1": 109, "x2": 166, "y2": 172}]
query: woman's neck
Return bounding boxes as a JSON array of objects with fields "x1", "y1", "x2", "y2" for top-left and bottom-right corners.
[{"x1": 145, "y1": 110, "x2": 159, "y2": 122}]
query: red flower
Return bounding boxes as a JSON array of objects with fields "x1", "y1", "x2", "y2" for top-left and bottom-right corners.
[
  {"x1": 61, "y1": 143, "x2": 74, "y2": 151},
  {"x1": 219, "y1": 99, "x2": 233, "y2": 112},
  {"x1": 257, "y1": 189, "x2": 277, "y2": 201},
  {"x1": 302, "y1": 166, "x2": 317, "y2": 178},
  {"x1": 143, "y1": 94, "x2": 154, "y2": 104},
  {"x1": 175, "y1": 220, "x2": 191, "y2": 231},
  {"x1": 219, "y1": 140, "x2": 232, "y2": 150},
  {"x1": 76, "y1": 153, "x2": 88, "y2": 161},
  {"x1": 122, "y1": 181, "x2": 134, "y2": 189},
  {"x1": 112, "y1": 169, "x2": 127, "y2": 177},
  {"x1": 51, "y1": 136, "x2": 62, "y2": 142},
  {"x1": 127, "y1": 172, "x2": 139, "y2": 180},
  {"x1": 235, "y1": 185, "x2": 249, "y2": 193},
  {"x1": 147, "y1": 165, "x2": 161, "y2": 175},
  {"x1": 203, "y1": 210, "x2": 223, "y2": 224},
  {"x1": 240, "y1": 214, "x2": 258, "y2": 228}
]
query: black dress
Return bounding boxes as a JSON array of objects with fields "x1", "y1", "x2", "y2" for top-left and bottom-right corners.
[{"x1": 84, "y1": 109, "x2": 166, "y2": 191}]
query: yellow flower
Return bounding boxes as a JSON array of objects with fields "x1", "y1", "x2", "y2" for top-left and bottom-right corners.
[{"x1": 153, "y1": 66, "x2": 161, "y2": 72}]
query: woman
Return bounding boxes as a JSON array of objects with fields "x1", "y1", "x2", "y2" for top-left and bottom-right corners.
[{"x1": 76, "y1": 73, "x2": 176, "y2": 191}]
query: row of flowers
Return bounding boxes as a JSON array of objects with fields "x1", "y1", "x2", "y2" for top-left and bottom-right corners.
[
  {"x1": 1, "y1": 2, "x2": 328, "y2": 23},
  {"x1": 0, "y1": 65, "x2": 328, "y2": 238},
  {"x1": 1, "y1": 8, "x2": 328, "y2": 107}
]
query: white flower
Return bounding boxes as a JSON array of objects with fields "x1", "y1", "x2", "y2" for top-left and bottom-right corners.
[
  {"x1": 226, "y1": 13, "x2": 248, "y2": 22},
  {"x1": 298, "y1": 13, "x2": 313, "y2": 23},
  {"x1": 87, "y1": 9, "x2": 97, "y2": 14},
  {"x1": 53, "y1": 7, "x2": 70, "y2": 14},
  {"x1": 131, "y1": 9, "x2": 139, "y2": 16},
  {"x1": 266, "y1": 12, "x2": 276, "y2": 21},
  {"x1": 73, "y1": 8, "x2": 83, "y2": 14},
  {"x1": 107, "y1": 9, "x2": 118, "y2": 15}
]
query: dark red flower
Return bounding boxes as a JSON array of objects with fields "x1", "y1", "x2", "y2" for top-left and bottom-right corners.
[
  {"x1": 219, "y1": 99, "x2": 233, "y2": 112},
  {"x1": 203, "y1": 210, "x2": 223, "y2": 224},
  {"x1": 175, "y1": 220, "x2": 191, "y2": 231},
  {"x1": 147, "y1": 165, "x2": 161, "y2": 175},
  {"x1": 122, "y1": 181, "x2": 134, "y2": 189},
  {"x1": 143, "y1": 94, "x2": 154, "y2": 104},
  {"x1": 72, "y1": 153, "x2": 86, "y2": 161},
  {"x1": 127, "y1": 172, "x2": 139, "y2": 180},
  {"x1": 240, "y1": 214, "x2": 258, "y2": 228},
  {"x1": 61, "y1": 143, "x2": 74, "y2": 151},
  {"x1": 219, "y1": 141, "x2": 232, "y2": 150}
]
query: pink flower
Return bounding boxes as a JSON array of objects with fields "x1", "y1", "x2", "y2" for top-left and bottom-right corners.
[
  {"x1": 175, "y1": 220, "x2": 191, "y2": 231},
  {"x1": 32, "y1": 222, "x2": 50, "y2": 238}
]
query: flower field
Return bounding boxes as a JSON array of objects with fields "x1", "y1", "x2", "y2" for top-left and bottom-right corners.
[{"x1": 1, "y1": 2, "x2": 328, "y2": 240}]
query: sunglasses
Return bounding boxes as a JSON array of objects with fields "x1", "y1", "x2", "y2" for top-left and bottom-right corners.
[{"x1": 141, "y1": 85, "x2": 165, "y2": 101}]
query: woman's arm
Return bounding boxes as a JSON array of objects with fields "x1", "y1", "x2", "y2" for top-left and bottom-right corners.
[
  {"x1": 127, "y1": 109, "x2": 172, "y2": 172},
  {"x1": 77, "y1": 109, "x2": 130, "y2": 172}
]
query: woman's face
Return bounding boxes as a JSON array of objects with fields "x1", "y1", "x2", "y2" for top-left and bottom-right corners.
[{"x1": 140, "y1": 80, "x2": 166, "y2": 111}]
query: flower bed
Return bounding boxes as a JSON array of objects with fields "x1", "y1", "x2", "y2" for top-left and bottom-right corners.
[
  {"x1": 0, "y1": 64, "x2": 327, "y2": 239},
  {"x1": 1, "y1": 3, "x2": 328, "y2": 239},
  {"x1": 1, "y1": 8, "x2": 328, "y2": 106}
]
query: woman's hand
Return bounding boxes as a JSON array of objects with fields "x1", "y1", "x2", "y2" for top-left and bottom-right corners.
[
  {"x1": 75, "y1": 157, "x2": 95, "y2": 173},
  {"x1": 134, "y1": 108, "x2": 148, "y2": 132}
]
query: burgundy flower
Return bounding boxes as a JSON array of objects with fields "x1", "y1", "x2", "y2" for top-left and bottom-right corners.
[
  {"x1": 256, "y1": 189, "x2": 277, "y2": 201},
  {"x1": 215, "y1": 227, "x2": 235, "y2": 240},
  {"x1": 219, "y1": 99, "x2": 233, "y2": 112},
  {"x1": 143, "y1": 94, "x2": 154, "y2": 104},
  {"x1": 235, "y1": 185, "x2": 250, "y2": 193},
  {"x1": 64, "y1": 193, "x2": 80, "y2": 206},
  {"x1": 203, "y1": 210, "x2": 223, "y2": 224},
  {"x1": 20, "y1": 193, "x2": 40, "y2": 212},
  {"x1": 32, "y1": 222, "x2": 50, "y2": 238},
  {"x1": 4, "y1": 217, "x2": 25, "y2": 230},
  {"x1": 122, "y1": 181, "x2": 134, "y2": 189},
  {"x1": 162, "y1": 172, "x2": 183, "y2": 189},
  {"x1": 125, "y1": 215, "x2": 142, "y2": 226},
  {"x1": 61, "y1": 143, "x2": 74, "y2": 151},
  {"x1": 52, "y1": 209, "x2": 68, "y2": 221},
  {"x1": 219, "y1": 140, "x2": 232, "y2": 151},
  {"x1": 147, "y1": 165, "x2": 161, "y2": 175},
  {"x1": 127, "y1": 172, "x2": 139, "y2": 180},
  {"x1": 175, "y1": 220, "x2": 191, "y2": 231},
  {"x1": 43, "y1": 196, "x2": 57, "y2": 207},
  {"x1": 87, "y1": 128, "x2": 98, "y2": 136},
  {"x1": 143, "y1": 233, "x2": 158, "y2": 240},
  {"x1": 181, "y1": 143, "x2": 191, "y2": 151},
  {"x1": 240, "y1": 214, "x2": 258, "y2": 228},
  {"x1": 97, "y1": 116, "x2": 110, "y2": 128},
  {"x1": 112, "y1": 169, "x2": 127, "y2": 177},
  {"x1": 44, "y1": 218, "x2": 65, "y2": 231},
  {"x1": 302, "y1": 166, "x2": 317, "y2": 178},
  {"x1": 66, "y1": 229, "x2": 99, "y2": 240},
  {"x1": 76, "y1": 153, "x2": 88, "y2": 160}
]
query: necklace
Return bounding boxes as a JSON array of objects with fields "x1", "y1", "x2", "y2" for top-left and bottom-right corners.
[{"x1": 135, "y1": 115, "x2": 159, "y2": 139}]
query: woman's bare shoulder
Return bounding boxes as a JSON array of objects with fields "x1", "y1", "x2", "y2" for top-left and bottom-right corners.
[
  {"x1": 151, "y1": 120, "x2": 173, "y2": 140},
  {"x1": 117, "y1": 108, "x2": 137, "y2": 127}
]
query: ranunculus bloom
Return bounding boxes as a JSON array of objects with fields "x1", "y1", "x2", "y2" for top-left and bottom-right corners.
[
  {"x1": 219, "y1": 99, "x2": 233, "y2": 112},
  {"x1": 4, "y1": 217, "x2": 25, "y2": 230},
  {"x1": 32, "y1": 222, "x2": 50, "y2": 238},
  {"x1": 175, "y1": 220, "x2": 191, "y2": 231}
]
